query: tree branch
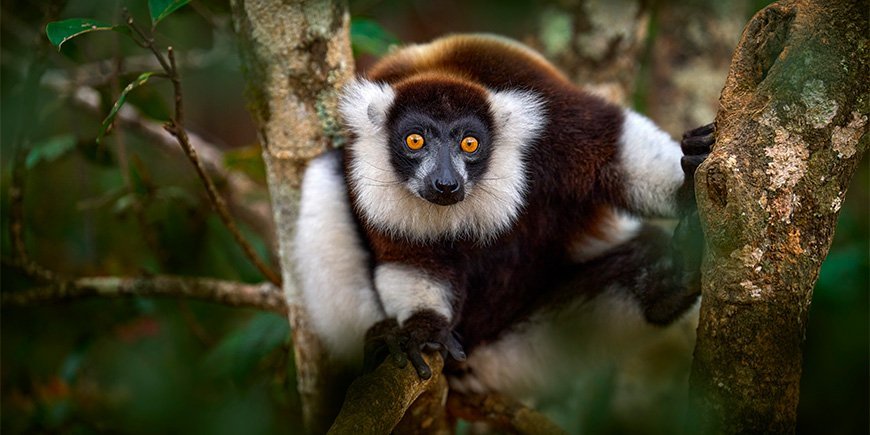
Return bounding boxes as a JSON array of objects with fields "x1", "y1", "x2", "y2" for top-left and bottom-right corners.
[
  {"x1": 328, "y1": 354, "x2": 445, "y2": 434},
  {"x1": 1, "y1": 275, "x2": 287, "y2": 315},
  {"x1": 120, "y1": 10, "x2": 281, "y2": 286},
  {"x1": 43, "y1": 80, "x2": 276, "y2": 242}
]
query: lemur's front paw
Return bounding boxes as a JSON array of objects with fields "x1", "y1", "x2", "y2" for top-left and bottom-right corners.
[
  {"x1": 400, "y1": 311, "x2": 466, "y2": 379},
  {"x1": 678, "y1": 123, "x2": 715, "y2": 211},
  {"x1": 363, "y1": 318, "x2": 407, "y2": 372},
  {"x1": 363, "y1": 312, "x2": 465, "y2": 379}
]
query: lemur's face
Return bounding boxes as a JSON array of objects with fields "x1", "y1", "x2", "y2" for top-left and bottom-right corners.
[
  {"x1": 386, "y1": 80, "x2": 494, "y2": 206},
  {"x1": 339, "y1": 77, "x2": 545, "y2": 241}
]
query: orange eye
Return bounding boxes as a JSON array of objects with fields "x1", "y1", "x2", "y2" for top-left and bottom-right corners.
[
  {"x1": 406, "y1": 133, "x2": 425, "y2": 150},
  {"x1": 461, "y1": 136, "x2": 479, "y2": 153}
]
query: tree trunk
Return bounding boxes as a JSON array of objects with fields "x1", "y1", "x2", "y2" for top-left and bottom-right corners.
[
  {"x1": 230, "y1": 1, "x2": 353, "y2": 433},
  {"x1": 689, "y1": 0, "x2": 868, "y2": 433}
]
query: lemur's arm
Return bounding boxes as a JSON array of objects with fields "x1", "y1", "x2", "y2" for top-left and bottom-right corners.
[
  {"x1": 579, "y1": 123, "x2": 713, "y2": 323},
  {"x1": 609, "y1": 111, "x2": 714, "y2": 218},
  {"x1": 365, "y1": 259, "x2": 466, "y2": 379}
]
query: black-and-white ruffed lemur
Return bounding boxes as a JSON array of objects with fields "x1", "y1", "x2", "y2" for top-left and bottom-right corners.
[{"x1": 293, "y1": 34, "x2": 712, "y2": 403}]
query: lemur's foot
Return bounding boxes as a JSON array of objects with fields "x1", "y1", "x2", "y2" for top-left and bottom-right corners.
[{"x1": 363, "y1": 312, "x2": 465, "y2": 379}]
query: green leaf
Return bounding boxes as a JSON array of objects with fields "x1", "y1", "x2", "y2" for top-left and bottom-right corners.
[
  {"x1": 350, "y1": 18, "x2": 399, "y2": 56},
  {"x1": 45, "y1": 18, "x2": 128, "y2": 50},
  {"x1": 26, "y1": 134, "x2": 77, "y2": 169},
  {"x1": 97, "y1": 72, "x2": 160, "y2": 145},
  {"x1": 148, "y1": 0, "x2": 190, "y2": 26},
  {"x1": 112, "y1": 193, "x2": 138, "y2": 215}
]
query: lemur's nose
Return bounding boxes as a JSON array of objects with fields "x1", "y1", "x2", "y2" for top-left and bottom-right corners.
[{"x1": 433, "y1": 179, "x2": 460, "y2": 193}]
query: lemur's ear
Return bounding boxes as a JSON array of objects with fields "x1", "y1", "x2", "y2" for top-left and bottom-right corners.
[{"x1": 339, "y1": 79, "x2": 395, "y2": 137}]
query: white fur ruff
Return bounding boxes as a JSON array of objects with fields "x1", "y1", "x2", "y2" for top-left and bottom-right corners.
[{"x1": 339, "y1": 78, "x2": 547, "y2": 243}]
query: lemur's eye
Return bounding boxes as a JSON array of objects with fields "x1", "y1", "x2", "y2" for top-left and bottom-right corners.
[
  {"x1": 406, "y1": 134, "x2": 425, "y2": 150},
  {"x1": 461, "y1": 136, "x2": 479, "y2": 153}
]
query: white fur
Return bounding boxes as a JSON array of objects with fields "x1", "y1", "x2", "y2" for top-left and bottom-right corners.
[
  {"x1": 569, "y1": 209, "x2": 643, "y2": 262},
  {"x1": 293, "y1": 153, "x2": 384, "y2": 366},
  {"x1": 449, "y1": 286, "x2": 699, "y2": 403},
  {"x1": 375, "y1": 263, "x2": 454, "y2": 325},
  {"x1": 618, "y1": 110, "x2": 684, "y2": 217},
  {"x1": 340, "y1": 78, "x2": 547, "y2": 243}
]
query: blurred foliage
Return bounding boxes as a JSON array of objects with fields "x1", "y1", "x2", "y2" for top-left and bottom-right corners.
[{"x1": 1, "y1": 0, "x2": 866, "y2": 434}]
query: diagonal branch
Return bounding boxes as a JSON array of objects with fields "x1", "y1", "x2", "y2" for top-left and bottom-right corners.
[
  {"x1": 42, "y1": 80, "x2": 276, "y2": 242},
  {"x1": 328, "y1": 354, "x2": 446, "y2": 434},
  {"x1": 122, "y1": 10, "x2": 281, "y2": 286},
  {"x1": 1, "y1": 274, "x2": 287, "y2": 315}
]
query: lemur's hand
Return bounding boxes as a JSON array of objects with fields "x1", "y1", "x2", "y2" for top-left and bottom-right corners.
[
  {"x1": 678, "y1": 123, "x2": 715, "y2": 213},
  {"x1": 363, "y1": 311, "x2": 465, "y2": 379}
]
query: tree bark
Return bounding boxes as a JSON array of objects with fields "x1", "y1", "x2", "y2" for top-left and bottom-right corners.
[
  {"x1": 0, "y1": 275, "x2": 285, "y2": 314},
  {"x1": 230, "y1": 1, "x2": 354, "y2": 432},
  {"x1": 689, "y1": 0, "x2": 868, "y2": 433},
  {"x1": 328, "y1": 354, "x2": 446, "y2": 435}
]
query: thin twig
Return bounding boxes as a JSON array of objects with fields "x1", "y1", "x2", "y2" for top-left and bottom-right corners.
[
  {"x1": 121, "y1": 12, "x2": 280, "y2": 286},
  {"x1": 1, "y1": 274, "x2": 287, "y2": 315},
  {"x1": 42, "y1": 81, "x2": 276, "y2": 244},
  {"x1": 8, "y1": 37, "x2": 56, "y2": 284}
]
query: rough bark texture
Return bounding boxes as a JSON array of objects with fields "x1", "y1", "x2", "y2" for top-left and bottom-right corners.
[
  {"x1": 327, "y1": 354, "x2": 445, "y2": 435},
  {"x1": 394, "y1": 374, "x2": 451, "y2": 435},
  {"x1": 530, "y1": 0, "x2": 648, "y2": 105},
  {"x1": 689, "y1": 0, "x2": 868, "y2": 433},
  {"x1": 230, "y1": 1, "x2": 354, "y2": 432}
]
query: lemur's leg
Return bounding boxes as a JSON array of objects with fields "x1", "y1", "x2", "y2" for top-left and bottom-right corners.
[{"x1": 586, "y1": 123, "x2": 714, "y2": 323}]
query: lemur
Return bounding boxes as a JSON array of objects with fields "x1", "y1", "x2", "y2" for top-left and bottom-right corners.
[{"x1": 293, "y1": 34, "x2": 712, "y2": 402}]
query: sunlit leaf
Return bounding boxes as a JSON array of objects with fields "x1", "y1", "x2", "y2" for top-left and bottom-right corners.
[
  {"x1": 350, "y1": 18, "x2": 399, "y2": 56},
  {"x1": 148, "y1": 0, "x2": 190, "y2": 26},
  {"x1": 112, "y1": 193, "x2": 138, "y2": 215},
  {"x1": 26, "y1": 134, "x2": 77, "y2": 169},
  {"x1": 97, "y1": 72, "x2": 160, "y2": 145},
  {"x1": 45, "y1": 18, "x2": 129, "y2": 51}
]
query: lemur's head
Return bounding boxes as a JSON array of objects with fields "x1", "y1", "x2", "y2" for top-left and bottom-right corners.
[{"x1": 339, "y1": 75, "x2": 545, "y2": 242}]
